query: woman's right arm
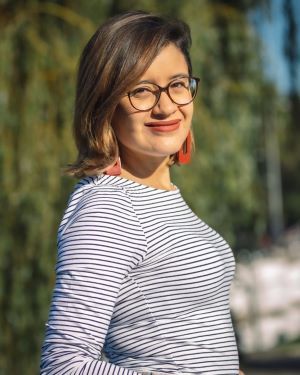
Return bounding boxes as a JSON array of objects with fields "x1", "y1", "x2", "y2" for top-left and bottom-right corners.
[{"x1": 40, "y1": 188, "x2": 147, "y2": 374}]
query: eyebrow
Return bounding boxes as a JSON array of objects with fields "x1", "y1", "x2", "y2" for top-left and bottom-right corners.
[{"x1": 136, "y1": 73, "x2": 189, "y2": 85}]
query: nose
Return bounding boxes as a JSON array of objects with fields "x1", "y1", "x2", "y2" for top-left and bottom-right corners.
[{"x1": 151, "y1": 91, "x2": 177, "y2": 117}]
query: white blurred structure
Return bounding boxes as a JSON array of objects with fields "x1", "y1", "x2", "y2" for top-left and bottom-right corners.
[{"x1": 230, "y1": 227, "x2": 300, "y2": 353}]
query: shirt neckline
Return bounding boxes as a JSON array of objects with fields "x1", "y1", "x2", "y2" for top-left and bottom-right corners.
[{"x1": 94, "y1": 174, "x2": 180, "y2": 194}]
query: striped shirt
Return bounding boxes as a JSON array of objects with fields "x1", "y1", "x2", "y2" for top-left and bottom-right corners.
[{"x1": 41, "y1": 174, "x2": 239, "y2": 374}]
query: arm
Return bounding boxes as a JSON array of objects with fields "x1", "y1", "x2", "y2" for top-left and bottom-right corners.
[{"x1": 40, "y1": 188, "x2": 147, "y2": 374}]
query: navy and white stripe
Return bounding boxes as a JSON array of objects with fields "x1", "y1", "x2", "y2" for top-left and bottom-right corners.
[{"x1": 41, "y1": 174, "x2": 239, "y2": 374}]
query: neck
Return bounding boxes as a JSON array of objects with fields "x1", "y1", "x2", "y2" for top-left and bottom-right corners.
[{"x1": 119, "y1": 149, "x2": 174, "y2": 191}]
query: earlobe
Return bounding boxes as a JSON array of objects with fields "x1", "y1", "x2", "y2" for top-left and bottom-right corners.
[{"x1": 103, "y1": 158, "x2": 122, "y2": 175}]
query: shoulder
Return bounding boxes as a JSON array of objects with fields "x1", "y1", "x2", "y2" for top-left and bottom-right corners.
[
  {"x1": 79, "y1": 184, "x2": 133, "y2": 211},
  {"x1": 61, "y1": 183, "x2": 136, "y2": 231},
  {"x1": 57, "y1": 183, "x2": 147, "y2": 271}
]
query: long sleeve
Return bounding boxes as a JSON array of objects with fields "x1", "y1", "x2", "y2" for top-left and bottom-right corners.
[{"x1": 40, "y1": 187, "x2": 147, "y2": 374}]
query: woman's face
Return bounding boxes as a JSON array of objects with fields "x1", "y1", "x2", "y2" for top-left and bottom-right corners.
[{"x1": 112, "y1": 43, "x2": 194, "y2": 164}]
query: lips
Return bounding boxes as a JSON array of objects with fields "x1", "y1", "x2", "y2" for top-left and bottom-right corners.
[{"x1": 145, "y1": 119, "x2": 181, "y2": 132}]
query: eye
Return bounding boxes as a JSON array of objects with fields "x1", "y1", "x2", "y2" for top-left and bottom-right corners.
[
  {"x1": 129, "y1": 86, "x2": 153, "y2": 98},
  {"x1": 170, "y1": 78, "x2": 189, "y2": 90}
]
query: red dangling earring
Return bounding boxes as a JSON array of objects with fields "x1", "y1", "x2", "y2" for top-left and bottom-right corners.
[
  {"x1": 177, "y1": 131, "x2": 192, "y2": 164},
  {"x1": 104, "y1": 157, "x2": 122, "y2": 176}
]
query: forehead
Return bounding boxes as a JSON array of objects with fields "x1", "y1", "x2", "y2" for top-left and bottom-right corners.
[{"x1": 138, "y1": 44, "x2": 189, "y2": 83}]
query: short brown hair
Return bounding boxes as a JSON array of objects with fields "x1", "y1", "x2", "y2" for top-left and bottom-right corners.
[{"x1": 66, "y1": 11, "x2": 193, "y2": 178}]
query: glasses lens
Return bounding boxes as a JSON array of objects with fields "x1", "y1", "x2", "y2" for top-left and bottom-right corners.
[
  {"x1": 168, "y1": 77, "x2": 198, "y2": 105},
  {"x1": 129, "y1": 84, "x2": 157, "y2": 111}
]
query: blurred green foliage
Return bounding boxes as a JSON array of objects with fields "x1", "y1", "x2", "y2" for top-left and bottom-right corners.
[{"x1": 0, "y1": 0, "x2": 299, "y2": 373}]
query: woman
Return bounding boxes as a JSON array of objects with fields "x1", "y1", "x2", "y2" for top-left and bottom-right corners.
[{"x1": 41, "y1": 11, "x2": 242, "y2": 374}]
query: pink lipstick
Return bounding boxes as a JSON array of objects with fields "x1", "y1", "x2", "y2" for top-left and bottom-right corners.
[{"x1": 145, "y1": 119, "x2": 181, "y2": 132}]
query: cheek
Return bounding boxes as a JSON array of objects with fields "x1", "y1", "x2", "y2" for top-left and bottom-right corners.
[
  {"x1": 112, "y1": 107, "x2": 144, "y2": 144},
  {"x1": 184, "y1": 103, "x2": 194, "y2": 119},
  {"x1": 180, "y1": 103, "x2": 193, "y2": 131}
]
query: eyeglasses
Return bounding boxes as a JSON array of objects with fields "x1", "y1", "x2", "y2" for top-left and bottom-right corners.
[{"x1": 127, "y1": 76, "x2": 200, "y2": 112}]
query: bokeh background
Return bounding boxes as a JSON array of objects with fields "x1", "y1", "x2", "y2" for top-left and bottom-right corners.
[{"x1": 0, "y1": 0, "x2": 299, "y2": 374}]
